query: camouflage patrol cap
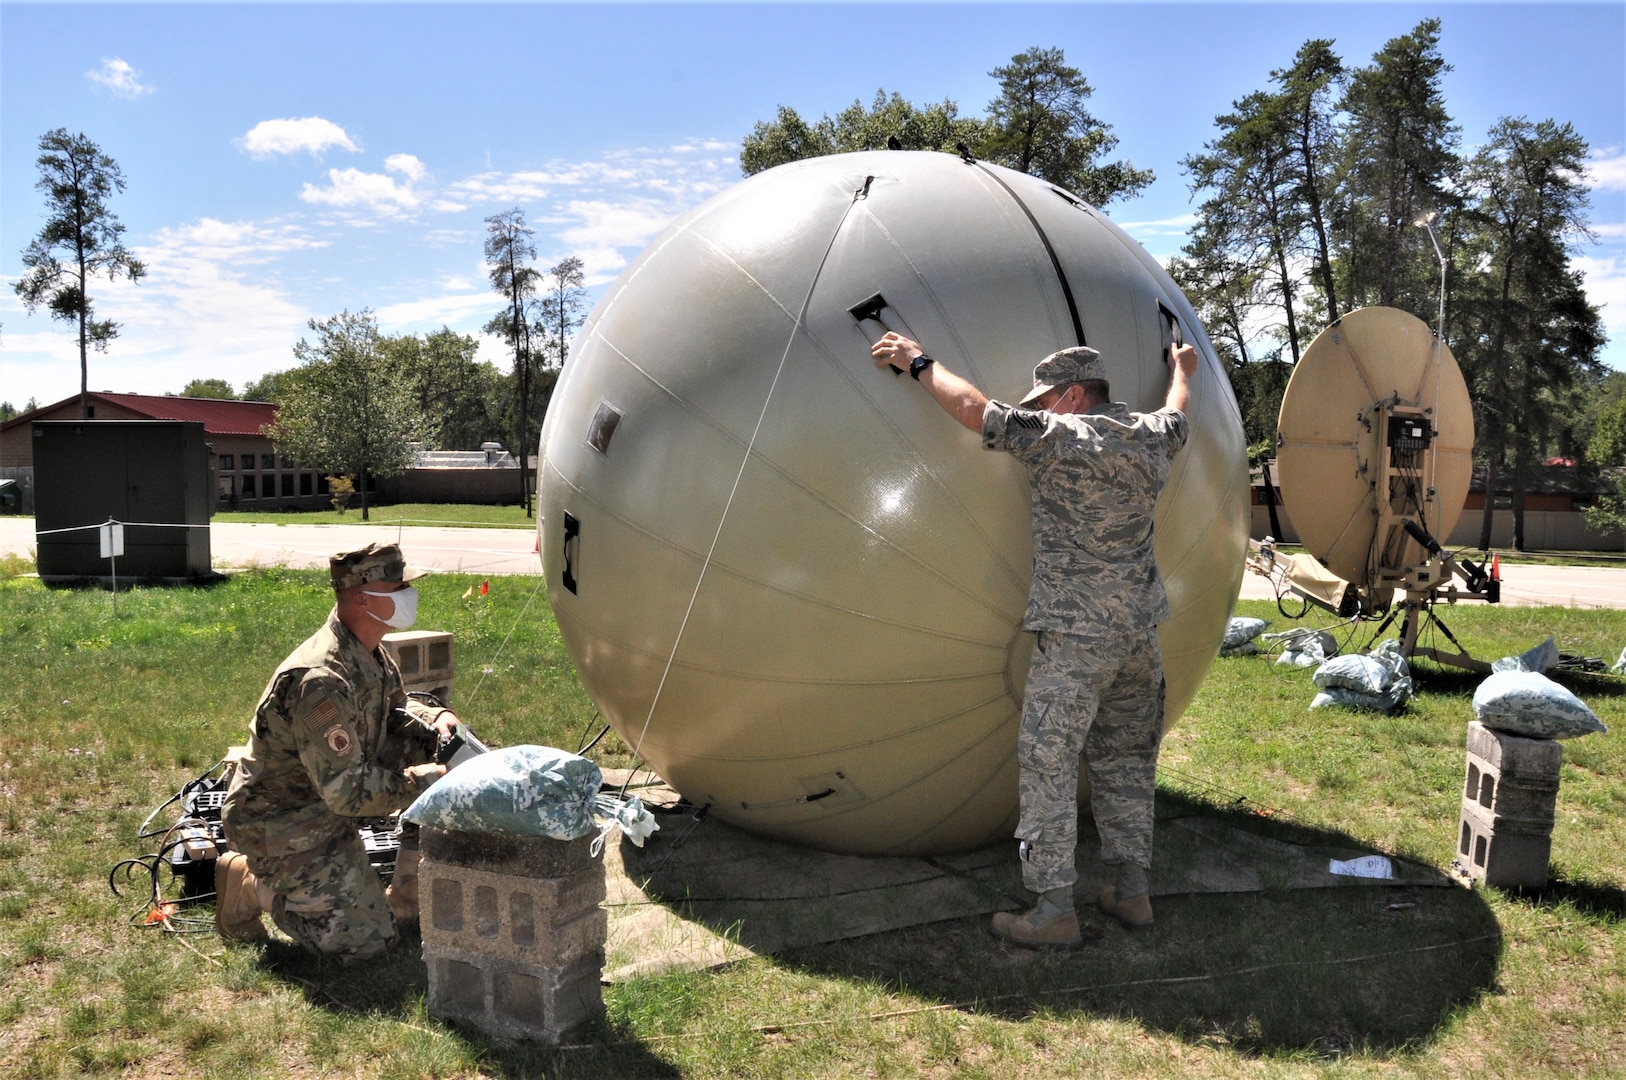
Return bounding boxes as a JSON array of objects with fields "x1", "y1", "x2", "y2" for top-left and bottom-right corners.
[
  {"x1": 329, "y1": 542, "x2": 428, "y2": 591},
  {"x1": 1018, "y1": 346, "x2": 1107, "y2": 406}
]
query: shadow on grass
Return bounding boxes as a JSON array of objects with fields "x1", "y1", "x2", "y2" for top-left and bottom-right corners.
[
  {"x1": 1503, "y1": 869, "x2": 1626, "y2": 923},
  {"x1": 256, "y1": 934, "x2": 681, "y2": 1078},
  {"x1": 759, "y1": 790, "x2": 1505, "y2": 1060}
]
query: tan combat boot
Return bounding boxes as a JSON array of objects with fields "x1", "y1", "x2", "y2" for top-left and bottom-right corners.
[
  {"x1": 214, "y1": 852, "x2": 268, "y2": 941},
  {"x1": 1097, "y1": 886, "x2": 1155, "y2": 931},
  {"x1": 386, "y1": 848, "x2": 420, "y2": 927},
  {"x1": 991, "y1": 906, "x2": 1089, "y2": 950}
]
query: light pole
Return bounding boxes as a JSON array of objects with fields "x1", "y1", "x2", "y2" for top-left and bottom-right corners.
[{"x1": 1414, "y1": 211, "x2": 1448, "y2": 342}]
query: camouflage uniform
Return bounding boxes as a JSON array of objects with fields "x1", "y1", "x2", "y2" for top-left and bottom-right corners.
[
  {"x1": 983, "y1": 389, "x2": 1187, "y2": 894},
  {"x1": 223, "y1": 597, "x2": 444, "y2": 959}
]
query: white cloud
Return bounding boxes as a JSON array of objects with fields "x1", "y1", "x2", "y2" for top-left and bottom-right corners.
[
  {"x1": 375, "y1": 290, "x2": 501, "y2": 329},
  {"x1": 555, "y1": 199, "x2": 674, "y2": 253},
  {"x1": 86, "y1": 57, "x2": 152, "y2": 98},
  {"x1": 238, "y1": 117, "x2": 359, "y2": 158},
  {"x1": 1586, "y1": 148, "x2": 1626, "y2": 193},
  {"x1": 1575, "y1": 252, "x2": 1626, "y2": 334},
  {"x1": 0, "y1": 218, "x2": 322, "y2": 405},
  {"x1": 300, "y1": 167, "x2": 423, "y2": 214},
  {"x1": 385, "y1": 153, "x2": 427, "y2": 182}
]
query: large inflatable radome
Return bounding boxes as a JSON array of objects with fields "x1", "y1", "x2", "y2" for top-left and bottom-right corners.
[{"x1": 537, "y1": 151, "x2": 1248, "y2": 855}]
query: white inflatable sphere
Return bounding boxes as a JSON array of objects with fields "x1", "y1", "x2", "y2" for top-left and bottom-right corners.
[{"x1": 538, "y1": 151, "x2": 1248, "y2": 855}]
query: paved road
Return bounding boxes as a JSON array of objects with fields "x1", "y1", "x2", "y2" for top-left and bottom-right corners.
[
  {"x1": 4, "y1": 517, "x2": 1624, "y2": 609},
  {"x1": 0, "y1": 518, "x2": 543, "y2": 578}
]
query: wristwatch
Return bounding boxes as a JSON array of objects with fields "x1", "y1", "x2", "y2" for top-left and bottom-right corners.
[{"x1": 909, "y1": 353, "x2": 935, "y2": 381}]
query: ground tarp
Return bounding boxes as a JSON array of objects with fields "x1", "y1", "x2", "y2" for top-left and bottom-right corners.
[{"x1": 600, "y1": 772, "x2": 1452, "y2": 981}]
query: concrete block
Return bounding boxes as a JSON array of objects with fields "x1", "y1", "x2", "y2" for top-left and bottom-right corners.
[
  {"x1": 421, "y1": 829, "x2": 600, "y2": 879},
  {"x1": 1456, "y1": 798, "x2": 1552, "y2": 889},
  {"x1": 382, "y1": 629, "x2": 455, "y2": 704},
  {"x1": 422, "y1": 859, "x2": 606, "y2": 964},
  {"x1": 424, "y1": 944, "x2": 605, "y2": 1043},
  {"x1": 1463, "y1": 753, "x2": 1559, "y2": 822},
  {"x1": 1465, "y1": 720, "x2": 1562, "y2": 779}
]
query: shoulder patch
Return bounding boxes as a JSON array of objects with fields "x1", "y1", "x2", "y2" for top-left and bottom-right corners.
[
  {"x1": 303, "y1": 699, "x2": 340, "y2": 734},
  {"x1": 325, "y1": 726, "x2": 356, "y2": 757}
]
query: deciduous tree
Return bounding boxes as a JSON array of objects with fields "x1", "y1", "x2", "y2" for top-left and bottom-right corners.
[
  {"x1": 264, "y1": 310, "x2": 429, "y2": 521},
  {"x1": 382, "y1": 327, "x2": 508, "y2": 450},
  {"x1": 179, "y1": 378, "x2": 236, "y2": 399},
  {"x1": 12, "y1": 129, "x2": 147, "y2": 419}
]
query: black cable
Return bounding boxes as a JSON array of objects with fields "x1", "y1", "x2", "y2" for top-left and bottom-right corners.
[{"x1": 577, "y1": 721, "x2": 611, "y2": 756}]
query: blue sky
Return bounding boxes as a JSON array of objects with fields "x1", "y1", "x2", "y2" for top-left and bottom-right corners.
[{"x1": 3, "y1": 2, "x2": 1623, "y2": 412}]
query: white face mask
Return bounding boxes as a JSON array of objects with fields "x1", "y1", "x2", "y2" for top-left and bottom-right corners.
[{"x1": 363, "y1": 586, "x2": 418, "y2": 629}]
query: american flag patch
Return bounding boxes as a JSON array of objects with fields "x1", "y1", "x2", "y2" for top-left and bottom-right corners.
[{"x1": 303, "y1": 699, "x2": 340, "y2": 733}]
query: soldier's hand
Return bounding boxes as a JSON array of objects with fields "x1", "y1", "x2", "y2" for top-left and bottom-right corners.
[
  {"x1": 430, "y1": 711, "x2": 460, "y2": 739},
  {"x1": 406, "y1": 762, "x2": 448, "y2": 787},
  {"x1": 1169, "y1": 343, "x2": 1198, "y2": 378},
  {"x1": 872, "y1": 331, "x2": 922, "y2": 371}
]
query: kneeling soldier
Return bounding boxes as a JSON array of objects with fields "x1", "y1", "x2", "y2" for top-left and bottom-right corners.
[{"x1": 217, "y1": 542, "x2": 457, "y2": 960}]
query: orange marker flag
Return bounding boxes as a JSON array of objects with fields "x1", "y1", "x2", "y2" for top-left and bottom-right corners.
[{"x1": 480, "y1": 580, "x2": 489, "y2": 596}]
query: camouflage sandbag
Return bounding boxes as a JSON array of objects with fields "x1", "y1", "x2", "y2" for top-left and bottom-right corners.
[
  {"x1": 403, "y1": 745, "x2": 659, "y2": 846},
  {"x1": 1310, "y1": 641, "x2": 1412, "y2": 712},
  {"x1": 1267, "y1": 628, "x2": 1337, "y2": 668},
  {"x1": 1472, "y1": 671, "x2": 1608, "y2": 740},
  {"x1": 1491, "y1": 636, "x2": 1560, "y2": 675},
  {"x1": 1221, "y1": 617, "x2": 1271, "y2": 655}
]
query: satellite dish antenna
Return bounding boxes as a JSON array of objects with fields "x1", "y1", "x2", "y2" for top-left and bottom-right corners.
[{"x1": 1274, "y1": 306, "x2": 1497, "y2": 671}]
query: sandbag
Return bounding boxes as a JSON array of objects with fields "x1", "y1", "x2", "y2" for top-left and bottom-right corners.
[
  {"x1": 1266, "y1": 627, "x2": 1337, "y2": 668},
  {"x1": 403, "y1": 745, "x2": 660, "y2": 846},
  {"x1": 1491, "y1": 636, "x2": 1560, "y2": 675},
  {"x1": 1472, "y1": 671, "x2": 1608, "y2": 740},
  {"x1": 1310, "y1": 640, "x2": 1412, "y2": 712},
  {"x1": 1221, "y1": 617, "x2": 1272, "y2": 655}
]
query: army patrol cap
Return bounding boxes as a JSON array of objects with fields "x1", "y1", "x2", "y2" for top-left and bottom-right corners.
[
  {"x1": 1019, "y1": 346, "x2": 1106, "y2": 406},
  {"x1": 329, "y1": 542, "x2": 429, "y2": 591}
]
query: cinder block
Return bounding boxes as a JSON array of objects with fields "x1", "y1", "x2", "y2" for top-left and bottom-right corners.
[
  {"x1": 1465, "y1": 720, "x2": 1563, "y2": 779},
  {"x1": 421, "y1": 859, "x2": 606, "y2": 964},
  {"x1": 382, "y1": 629, "x2": 455, "y2": 704},
  {"x1": 423, "y1": 944, "x2": 605, "y2": 1043},
  {"x1": 1455, "y1": 722, "x2": 1564, "y2": 890},
  {"x1": 419, "y1": 832, "x2": 608, "y2": 1043},
  {"x1": 1457, "y1": 799, "x2": 1553, "y2": 889},
  {"x1": 1463, "y1": 753, "x2": 1559, "y2": 822},
  {"x1": 422, "y1": 829, "x2": 600, "y2": 878}
]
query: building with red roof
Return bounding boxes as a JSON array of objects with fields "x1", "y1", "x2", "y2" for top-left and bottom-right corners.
[{"x1": 0, "y1": 392, "x2": 328, "y2": 512}]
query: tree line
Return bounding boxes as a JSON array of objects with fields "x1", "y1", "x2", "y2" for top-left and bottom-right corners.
[
  {"x1": 742, "y1": 30, "x2": 1618, "y2": 550},
  {"x1": 11, "y1": 29, "x2": 1618, "y2": 545},
  {"x1": 1166, "y1": 19, "x2": 1612, "y2": 549}
]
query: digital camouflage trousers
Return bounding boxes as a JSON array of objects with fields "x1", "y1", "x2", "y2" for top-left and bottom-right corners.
[{"x1": 1015, "y1": 627, "x2": 1166, "y2": 893}]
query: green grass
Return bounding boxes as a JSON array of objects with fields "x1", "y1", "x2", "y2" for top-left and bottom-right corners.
[
  {"x1": 0, "y1": 577, "x2": 1622, "y2": 1077},
  {"x1": 212, "y1": 503, "x2": 538, "y2": 528}
]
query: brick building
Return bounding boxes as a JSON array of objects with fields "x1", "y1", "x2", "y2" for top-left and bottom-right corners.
[{"x1": 0, "y1": 393, "x2": 328, "y2": 512}]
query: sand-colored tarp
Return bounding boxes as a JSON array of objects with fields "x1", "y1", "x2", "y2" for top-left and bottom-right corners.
[{"x1": 601, "y1": 772, "x2": 1450, "y2": 981}]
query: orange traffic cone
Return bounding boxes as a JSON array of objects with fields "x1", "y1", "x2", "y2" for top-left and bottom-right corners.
[{"x1": 1490, "y1": 553, "x2": 1501, "y2": 580}]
